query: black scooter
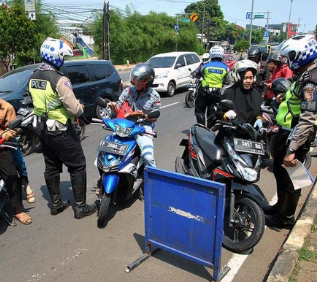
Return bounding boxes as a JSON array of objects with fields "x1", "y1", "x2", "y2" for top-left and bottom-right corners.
[{"x1": 175, "y1": 100, "x2": 271, "y2": 253}]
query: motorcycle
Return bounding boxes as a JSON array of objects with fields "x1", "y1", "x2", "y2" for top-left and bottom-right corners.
[
  {"x1": 175, "y1": 100, "x2": 269, "y2": 253},
  {"x1": 93, "y1": 97, "x2": 160, "y2": 227},
  {"x1": 16, "y1": 95, "x2": 89, "y2": 156},
  {"x1": 185, "y1": 77, "x2": 201, "y2": 108}
]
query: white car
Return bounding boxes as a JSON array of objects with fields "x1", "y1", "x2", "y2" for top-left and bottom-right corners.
[{"x1": 147, "y1": 51, "x2": 201, "y2": 97}]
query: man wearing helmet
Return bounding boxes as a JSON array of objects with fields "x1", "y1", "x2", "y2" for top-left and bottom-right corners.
[
  {"x1": 108, "y1": 63, "x2": 161, "y2": 168},
  {"x1": 28, "y1": 38, "x2": 97, "y2": 219},
  {"x1": 265, "y1": 35, "x2": 317, "y2": 228},
  {"x1": 195, "y1": 45, "x2": 231, "y2": 128},
  {"x1": 247, "y1": 46, "x2": 270, "y2": 99},
  {"x1": 220, "y1": 59, "x2": 263, "y2": 124}
]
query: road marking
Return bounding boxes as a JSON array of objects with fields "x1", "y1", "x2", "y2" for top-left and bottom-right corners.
[
  {"x1": 222, "y1": 196, "x2": 277, "y2": 281},
  {"x1": 161, "y1": 102, "x2": 180, "y2": 109}
]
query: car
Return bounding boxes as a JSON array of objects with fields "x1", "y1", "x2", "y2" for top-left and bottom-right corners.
[
  {"x1": 0, "y1": 60, "x2": 123, "y2": 119},
  {"x1": 223, "y1": 54, "x2": 237, "y2": 71},
  {"x1": 147, "y1": 51, "x2": 201, "y2": 97}
]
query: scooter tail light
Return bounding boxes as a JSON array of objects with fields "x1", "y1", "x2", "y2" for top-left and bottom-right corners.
[
  {"x1": 212, "y1": 168, "x2": 234, "y2": 180},
  {"x1": 188, "y1": 134, "x2": 197, "y2": 159}
]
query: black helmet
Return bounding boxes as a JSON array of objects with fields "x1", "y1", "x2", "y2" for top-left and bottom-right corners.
[
  {"x1": 272, "y1": 78, "x2": 292, "y2": 97},
  {"x1": 247, "y1": 47, "x2": 262, "y2": 59},
  {"x1": 130, "y1": 63, "x2": 155, "y2": 90}
]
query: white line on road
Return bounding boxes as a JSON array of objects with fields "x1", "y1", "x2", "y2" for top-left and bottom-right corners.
[
  {"x1": 161, "y1": 102, "x2": 180, "y2": 109},
  {"x1": 221, "y1": 195, "x2": 277, "y2": 281}
]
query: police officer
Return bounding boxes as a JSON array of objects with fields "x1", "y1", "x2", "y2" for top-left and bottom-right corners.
[
  {"x1": 28, "y1": 38, "x2": 97, "y2": 219},
  {"x1": 247, "y1": 46, "x2": 270, "y2": 99},
  {"x1": 195, "y1": 46, "x2": 231, "y2": 128},
  {"x1": 265, "y1": 34, "x2": 317, "y2": 228}
]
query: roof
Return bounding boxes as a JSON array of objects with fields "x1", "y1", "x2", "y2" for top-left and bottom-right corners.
[{"x1": 150, "y1": 51, "x2": 198, "y2": 57}]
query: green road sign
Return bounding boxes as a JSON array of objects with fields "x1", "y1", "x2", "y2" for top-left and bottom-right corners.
[
  {"x1": 180, "y1": 18, "x2": 190, "y2": 23},
  {"x1": 254, "y1": 15, "x2": 265, "y2": 19}
]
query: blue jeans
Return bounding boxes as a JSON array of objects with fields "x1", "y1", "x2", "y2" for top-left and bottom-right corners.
[
  {"x1": 11, "y1": 139, "x2": 29, "y2": 185},
  {"x1": 135, "y1": 134, "x2": 156, "y2": 167}
]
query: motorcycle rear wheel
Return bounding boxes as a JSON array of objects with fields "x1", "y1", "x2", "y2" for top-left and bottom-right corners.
[
  {"x1": 223, "y1": 196, "x2": 265, "y2": 253},
  {"x1": 97, "y1": 192, "x2": 111, "y2": 228},
  {"x1": 185, "y1": 90, "x2": 196, "y2": 108},
  {"x1": 17, "y1": 131, "x2": 36, "y2": 157}
]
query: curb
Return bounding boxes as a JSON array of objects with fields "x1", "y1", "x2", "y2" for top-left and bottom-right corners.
[{"x1": 266, "y1": 181, "x2": 317, "y2": 282}]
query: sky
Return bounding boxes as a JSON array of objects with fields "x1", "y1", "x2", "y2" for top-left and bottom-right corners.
[{"x1": 43, "y1": 0, "x2": 316, "y2": 33}]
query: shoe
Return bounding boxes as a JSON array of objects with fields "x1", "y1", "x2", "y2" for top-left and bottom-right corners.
[
  {"x1": 24, "y1": 183, "x2": 35, "y2": 203},
  {"x1": 265, "y1": 213, "x2": 295, "y2": 228},
  {"x1": 74, "y1": 202, "x2": 97, "y2": 219},
  {"x1": 262, "y1": 202, "x2": 280, "y2": 215},
  {"x1": 14, "y1": 212, "x2": 32, "y2": 225},
  {"x1": 50, "y1": 200, "x2": 70, "y2": 215}
]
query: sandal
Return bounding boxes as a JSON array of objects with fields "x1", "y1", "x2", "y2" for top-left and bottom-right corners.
[
  {"x1": 14, "y1": 212, "x2": 32, "y2": 225},
  {"x1": 25, "y1": 184, "x2": 35, "y2": 203}
]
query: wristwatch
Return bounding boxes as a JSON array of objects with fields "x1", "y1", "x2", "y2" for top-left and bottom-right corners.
[{"x1": 286, "y1": 148, "x2": 295, "y2": 155}]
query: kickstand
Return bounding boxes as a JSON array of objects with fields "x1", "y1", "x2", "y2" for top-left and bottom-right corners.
[{"x1": 3, "y1": 211, "x2": 17, "y2": 226}]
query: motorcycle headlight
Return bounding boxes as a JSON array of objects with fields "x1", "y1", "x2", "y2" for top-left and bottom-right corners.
[
  {"x1": 114, "y1": 124, "x2": 133, "y2": 137},
  {"x1": 155, "y1": 71, "x2": 169, "y2": 79},
  {"x1": 225, "y1": 142, "x2": 258, "y2": 182}
]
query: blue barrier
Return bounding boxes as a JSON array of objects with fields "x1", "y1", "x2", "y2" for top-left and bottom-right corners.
[{"x1": 126, "y1": 167, "x2": 229, "y2": 281}]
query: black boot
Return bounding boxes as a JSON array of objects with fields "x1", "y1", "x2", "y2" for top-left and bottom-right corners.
[
  {"x1": 71, "y1": 173, "x2": 97, "y2": 219},
  {"x1": 265, "y1": 192, "x2": 300, "y2": 228},
  {"x1": 262, "y1": 189, "x2": 283, "y2": 215},
  {"x1": 45, "y1": 175, "x2": 70, "y2": 215}
]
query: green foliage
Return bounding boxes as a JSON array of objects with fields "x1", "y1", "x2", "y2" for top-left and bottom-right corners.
[
  {"x1": 233, "y1": 40, "x2": 249, "y2": 53},
  {"x1": 0, "y1": 3, "x2": 36, "y2": 71},
  {"x1": 91, "y1": 9, "x2": 203, "y2": 64},
  {"x1": 270, "y1": 31, "x2": 287, "y2": 43}
]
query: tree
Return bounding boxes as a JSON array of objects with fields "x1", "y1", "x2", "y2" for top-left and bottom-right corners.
[
  {"x1": 0, "y1": 3, "x2": 36, "y2": 72},
  {"x1": 233, "y1": 39, "x2": 249, "y2": 58}
]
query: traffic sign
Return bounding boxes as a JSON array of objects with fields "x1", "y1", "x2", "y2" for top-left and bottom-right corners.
[
  {"x1": 246, "y1": 12, "x2": 252, "y2": 19},
  {"x1": 264, "y1": 30, "x2": 270, "y2": 37},
  {"x1": 28, "y1": 11, "x2": 36, "y2": 20},
  {"x1": 189, "y1": 12, "x2": 198, "y2": 22},
  {"x1": 180, "y1": 18, "x2": 190, "y2": 23},
  {"x1": 174, "y1": 24, "x2": 179, "y2": 34},
  {"x1": 254, "y1": 14, "x2": 265, "y2": 19}
]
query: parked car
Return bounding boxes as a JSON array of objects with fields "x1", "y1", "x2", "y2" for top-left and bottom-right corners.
[
  {"x1": 0, "y1": 60, "x2": 123, "y2": 119},
  {"x1": 147, "y1": 51, "x2": 201, "y2": 97},
  {"x1": 223, "y1": 54, "x2": 237, "y2": 71}
]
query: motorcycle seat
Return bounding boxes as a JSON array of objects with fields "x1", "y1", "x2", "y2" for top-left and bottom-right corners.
[{"x1": 194, "y1": 126, "x2": 224, "y2": 162}]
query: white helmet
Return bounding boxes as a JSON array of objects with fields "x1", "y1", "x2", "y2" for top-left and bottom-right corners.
[
  {"x1": 202, "y1": 53, "x2": 210, "y2": 63},
  {"x1": 209, "y1": 46, "x2": 224, "y2": 60},
  {"x1": 40, "y1": 37, "x2": 73, "y2": 68},
  {"x1": 231, "y1": 59, "x2": 258, "y2": 83},
  {"x1": 280, "y1": 34, "x2": 317, "y2": 70}
]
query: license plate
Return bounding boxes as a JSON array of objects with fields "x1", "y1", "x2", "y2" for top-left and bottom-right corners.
[
  {"x1": 233, "y1": 138, "x2": 265, "y2": 155},
  {"x1": 97, "y1": 141, "x2": 128, "y2": 156},
  {"x1": 17, "y1": 108, "x2": 30, "y2": 117}
]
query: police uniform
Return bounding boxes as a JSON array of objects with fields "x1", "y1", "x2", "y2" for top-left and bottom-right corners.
[
  {"x1": 28, "y1": 62, "x2": 96, "y2": 218},
  {"x1": 195, "y1": 60, "x2": 231, "y2": 127}
]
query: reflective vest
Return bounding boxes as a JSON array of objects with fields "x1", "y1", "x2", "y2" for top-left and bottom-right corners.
[
  {"x1": 201, "y1": 61, "x2": 229, "y2": 88},
  {"x1": 28, "y1": 70, "x2": 73, "y2": 125}
]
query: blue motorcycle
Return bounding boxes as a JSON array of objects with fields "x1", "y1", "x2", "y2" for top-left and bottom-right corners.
[{"x1": 93, "y1": 97, "x2": 159, "y2": 227}]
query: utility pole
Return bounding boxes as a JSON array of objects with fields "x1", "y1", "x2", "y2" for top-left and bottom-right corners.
[
  {"x1": 266, "y1": 11, "x2": 270, "y2": 30},
  {"x1": 103, "y1": 1, "x2": 110, "y2": 60},
  {"x1": 201, "y1": 0, "x2": 205, "y2": 46},
  {"x1": 249, "y1": 0, "x2": 254, "y2": 46}
]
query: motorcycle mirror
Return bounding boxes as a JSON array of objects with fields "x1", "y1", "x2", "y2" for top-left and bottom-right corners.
[
  {"x1": 9, "y1": 117, "x2": 23, "y2": 130},
  {"x1": 95, "y1": 97, "x2": 108, "y2": 108},
  {"x1": 220, "y1": 99, "x2": 235, "y2": 111},
  {"x1": 148, "y1": 111, "x2": 160, "y2": 119}
]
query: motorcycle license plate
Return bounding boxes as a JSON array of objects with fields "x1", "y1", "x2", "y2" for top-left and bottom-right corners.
[
  {"x1": 97, "y1": 141, "x2": 128, "y2": 156},
  {"x1": 17, "y1": 108, "x2": 30, "y2": 117},
  {"x1": 233, "y1": 138, "x2": 265, "y2": 155}
]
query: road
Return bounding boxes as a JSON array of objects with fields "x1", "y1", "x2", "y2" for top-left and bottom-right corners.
[{"x1": 0, "y1": 87, "x2": 316, "y2": 282}]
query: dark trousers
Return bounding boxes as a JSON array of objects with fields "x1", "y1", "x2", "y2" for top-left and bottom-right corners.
[
  {"x1": 0, "y1": 149, "x2": 22, "y2": 208},
  {"x1": 272, "y1": 129, "x2": 308, "y2": 196},
  {"x1": 36, "y1": 122, "x2": 86, "y2": 179},
  {"x1": 195, "y1": 90, "x2": 220, "y2": 127}
]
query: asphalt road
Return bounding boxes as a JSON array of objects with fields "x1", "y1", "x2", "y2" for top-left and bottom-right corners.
[{"x1": 0, "y1": 89, "x2": 316, "y2": 282}]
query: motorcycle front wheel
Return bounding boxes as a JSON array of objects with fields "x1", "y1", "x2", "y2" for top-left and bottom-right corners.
[
  {"x1": 222, "y1": 196, "x2": 265, "y2": 253},
  {"x1": 185, "y1": 90, "x2": 196, "y2": 108},
  {"x1": 17, "y1": 131, "x2": 36, "y2": 156},
  {"x1": 97, "y1": 192, "x2": 111, "y2": 228}
]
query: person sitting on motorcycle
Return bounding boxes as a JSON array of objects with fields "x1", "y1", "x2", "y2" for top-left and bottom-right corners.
[
  {"x1": 247, "y1": 46, "x2": 270, "y2": 100},
  {"x1": 220, "y1": 59, "x2": 263, "y2": 125},
  {"x1": 0, "y1": 98, "x2": 32, "y2": 224},
  {"x1": 108, "y1": 63, "x2": 161, "y2": 168},
  {"x1": 194, "y1": 45, "x2": 231, "y2": 128}
]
